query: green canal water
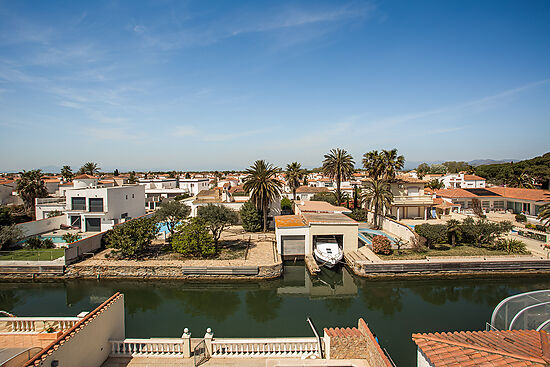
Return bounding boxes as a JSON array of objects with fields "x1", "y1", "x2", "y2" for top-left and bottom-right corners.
[{"x1": 2, "y1": 264, "x2": 550, "y2": 366}]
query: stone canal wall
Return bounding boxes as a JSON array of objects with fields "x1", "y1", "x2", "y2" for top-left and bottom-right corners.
[{"x1": 64, "y1": 261, "x2": 283, "y2": 280}]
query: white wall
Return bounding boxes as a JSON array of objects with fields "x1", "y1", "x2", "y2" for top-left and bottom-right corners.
[
  {"x1": 417, "y1": 348, "x2": 434, "y2": 367},
  {"x1": 15, "y1": 215, "x2": 66, "y2": 238},
  {"x1": 275, "y1": 226, "x2": 310, "y2": 255}
]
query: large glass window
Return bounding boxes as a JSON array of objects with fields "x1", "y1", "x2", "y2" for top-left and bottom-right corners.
[
  {"x1": 71, "y1": 197, "x2": 86, "y2": 211},
  {"x1": 88, "y1": 198, "x2": 104, "y2": 212}
]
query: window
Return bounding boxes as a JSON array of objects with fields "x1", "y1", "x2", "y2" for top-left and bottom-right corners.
[
  {"x1": 132, "y1": 194, "x2": 134, "y2": 198},
  {"x1": 71, "y1": 197, "x2": 86, "y2": 211},
  {"x1": 482, "y1": 201, "x2": 490, "y2": 208},
  {"x1": 494, "y1": 201, "x2": 504, "y2": 209},
  {"x1": 85, "y1": 218, "x2": 101, "y2": 232},
  {"x1": 126, "y1": 195, "x2": 128, "y2": 200},
  {"x1": 121, "y1": 213, "x2": 128, "y2": 219},
  {"x1": 88, "y1": 198, "x2": 104, "y2": 212}
]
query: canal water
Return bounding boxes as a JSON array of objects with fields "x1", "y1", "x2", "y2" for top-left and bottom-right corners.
[{"x1": 2, "y1": 264, "x2": 550, "y2": 366}]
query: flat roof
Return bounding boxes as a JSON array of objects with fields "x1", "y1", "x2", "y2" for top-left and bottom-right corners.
[
  {"x1": 295, "y1": 200, "x2": 352, "y2": 214},
  {"x1": 275, "y1": 215, "x2": 307, "y2": 228},
  {"x1": 302, "y1": 212, "x2": 358, "y2": 225}
]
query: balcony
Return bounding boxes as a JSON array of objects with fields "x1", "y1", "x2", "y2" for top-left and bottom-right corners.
[
  {"x1": 36, "y1": 197, "x2": 66, "y2": 206},
  {"x1": 392, "y1": 195, "x2": 433, "y2": 206}
]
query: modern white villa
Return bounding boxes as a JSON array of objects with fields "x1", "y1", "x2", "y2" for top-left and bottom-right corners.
[
  {"x1": 387, "y1": 175, "x2": 434, "y2": 220},
  {"x1": 35, "y1": 175, "x2": 145, "y2": 232},
  {"x1": 438, "y1": 172, "x2": 486, "y2": 189}
]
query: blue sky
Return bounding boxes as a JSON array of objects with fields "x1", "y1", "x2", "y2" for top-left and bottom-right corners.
[{"x1": 0, "y1": 0, "x2": 549, "y2": 172}]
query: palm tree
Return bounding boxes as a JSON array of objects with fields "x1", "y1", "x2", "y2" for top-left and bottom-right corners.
[
  {"x1": 362, "y1": 150, "x2": 385, "y2": 180},
  {"x1": 285, "y1": 162, "x2": 305, "y2": 200},
  {"x1": 361, "y1": 178, "x2": 393, "y2": 229},
  {"x1": 538, "y1": 203, "x2": 550, "y2": 228},
  {"x1": 382, "y1": 149, "x2": 405, "y2": 179},
  {"x1": 446, "y1": 219, "x2": 461, "y2": 247},
  {"x1": 78, "y1": 162, "x2": 100, "y2": 176},
  {"x1": 243, "y1": 160, "x2": 282, "y2": 232},
  {"x1": 60, "y1": 165, "x2": 73, "y2": 182},
  {"x1": 511, "y1": 173, "x2": 535, "y2": 189},
  {"x1": 16, "y1": 170, "x2": 48, "y2": 217},
  {"x1": 322, "y1": 148, "x2": 355, "y2": 205}
]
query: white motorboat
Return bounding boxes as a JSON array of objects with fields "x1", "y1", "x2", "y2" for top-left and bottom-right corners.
[{"x1": 313, "y1": 236, "x2": 344, "y2": 268}]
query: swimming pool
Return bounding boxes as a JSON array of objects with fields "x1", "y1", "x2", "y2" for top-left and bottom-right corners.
[
  {"x1": 358, "y1": 228, "x2": 396, "y2": 245},
  {"x1": 39, "y1": 235, "x2": 67, "y2": 243}
]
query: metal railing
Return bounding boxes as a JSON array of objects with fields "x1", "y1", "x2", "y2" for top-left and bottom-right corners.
[
  {"x1": 36, "y1": 197, "x2": 66, "y2": 205},
  {"x1": 211, "y1": 338, "x2": 319, "y2": 357},
  {"x1": 110, "y1": 339, "x2": 185, "y2": 357},
  {"x1": 0, "y1": 317, "x2": 79, "y2": 333}
]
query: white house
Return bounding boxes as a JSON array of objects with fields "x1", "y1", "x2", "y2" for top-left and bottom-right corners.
[
  {"x1": 439, "y1": 172, "x2": 486, "y2": 189},
  {"x1": 36, "y1": 184, "x2": 145, "y2": 232},
  {"x1": 178, "y1": 178, "x2": 210, "y2": 196}
]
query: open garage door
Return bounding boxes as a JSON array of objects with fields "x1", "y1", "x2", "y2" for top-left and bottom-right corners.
[{"x1": 281, "y1": 235, "x2": 305, "y2": 259}]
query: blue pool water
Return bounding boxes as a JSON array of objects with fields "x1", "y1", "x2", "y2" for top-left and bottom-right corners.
[
  {"x1": 39, "y1": 235, "x2": 66, "y2": 243},
  {"x1": 358, "y1": 228, "x2": 397, "y2": 245}
]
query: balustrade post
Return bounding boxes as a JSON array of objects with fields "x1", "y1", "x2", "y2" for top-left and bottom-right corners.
[
  {"x1": 181, "y1": 328, "x2": 191, "y2": 358},
  {"x1": 204, "y1": 327, "x2": 214, "y2": 356}
]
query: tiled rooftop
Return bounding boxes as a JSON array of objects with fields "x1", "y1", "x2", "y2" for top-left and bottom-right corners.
[{"x1": 413, "y1": 330, "x2": 550, "y2": 366}]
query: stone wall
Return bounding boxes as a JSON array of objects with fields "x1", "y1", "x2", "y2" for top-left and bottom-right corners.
[
  {"x1": 66, "y1": 262, "x2": 283, "y2": 280},
  {"x1": 357, "y1": 318, "x2": 393, "y2": 367}
]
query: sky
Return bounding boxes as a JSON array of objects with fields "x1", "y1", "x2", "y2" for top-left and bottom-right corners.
[{"x1": 0, "y1": 0, "x2": 549, "y2": 172}]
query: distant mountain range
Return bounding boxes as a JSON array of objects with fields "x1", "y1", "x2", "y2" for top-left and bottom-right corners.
[{"x1": 403, "y1": 159, "x2": 517, "y2": 170}]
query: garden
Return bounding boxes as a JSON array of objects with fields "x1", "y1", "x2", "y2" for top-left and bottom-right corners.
[{"x1": 373, "y1": 217, "x2": 530, "y2": 260}]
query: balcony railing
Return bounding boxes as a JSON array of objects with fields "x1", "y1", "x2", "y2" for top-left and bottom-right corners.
[
  {"x1": 211, "y1": 338, "x2": 319, "y2": 358},
  {"x1": 35, "y1": 197, "x2": 66, "y2": 206},
  {"x1": 392, "y1": 195, "x2": 433, "y2": 205},
  {"x1": 110, "y1": 339, "x2": 186, "y2": 357},
  {"x1": 0, "y1": 317, "x2": 80, "y2": 333}
]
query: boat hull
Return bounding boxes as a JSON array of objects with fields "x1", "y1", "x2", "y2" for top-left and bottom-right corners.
[{"x1": 313, "y1": 249, "x2": 343, "y2": 268}]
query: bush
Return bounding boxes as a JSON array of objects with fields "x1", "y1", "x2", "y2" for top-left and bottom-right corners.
[
  {"x1": 372, "y1": 235, "x2": 391, "y2": 255},
  {"x1": 106, "y1": 217, "x2": 159, "y2": 258},
  {"x1": 171, "y1": 218, "x2": 215, "y2": 257},
  {"x1": 47, "y1": 210, "x2": 63, "y2": 218},
  {"x1": 311, "y1": 192, "x2": 337, "y2": 206},
  {"x1": 536, "y1": 224, "x2": 548, "y2": 233},
  {"x1": 240, "y1": 201, "x2": 262, "y2": 232},
  {"x1": 410, "y1": 234, "x2": 428, "y2": 253},
  {"x1": 495, "y1": 238, "x2": 528, "y2": 254},
  {"x1": 525, "y1": 223, "x2": 536, "y2": 229},
  {"x1": 62, "y1": 232, "x2": 81, "y2": 244},
  {"x1": 0, "y1": 224, "x2": 23, "y2": 250},
  {"x1": 415, "y1": 224, "x2": 447, "y2": 248},
  {"x1": 24, "y1": 237, "x2": 54, "y2": 249},
  {"x1": 280, "y1": 197, "x2": 293, "y2": 211},
  {"x1": 347, "y1": 208, "x2": 368, "y2": 222},
  {"x1": 460, "y1": 218, "x2": 512, "y2": 247},
  {"x1": 515, "y1": 213, "x2": 527, "y2": 222},
  {"x1": 174, "y1": 193, "x2": 191, "y2": 201}
]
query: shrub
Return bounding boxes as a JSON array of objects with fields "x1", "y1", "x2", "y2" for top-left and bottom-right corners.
[
  {"x1": 515, "y1": 213, "x2": 527, "y2": 222},
  {"x1": 372, "y1": 235, "x2": 391, "y2": 255},
  {"x1": 535, "y1": 224, "x2": 548, "y2": 233},
  {"x1": 280, "y1": 197, "x2": 293, "y2": 211},
  {"x1": 240, "y1": 201, "x2": 262, "y2": 232},
  {"x1": 410, "y1": 234, "x2": 428, "y2": 253},
  {"x1": 347, "y1": 208, "x2": 368, "y2": 222},
  {"x1": 106, "y1": 217, "x2": 159, "y2": 259},
  {"x1": 495, "y1": 238, "x2": 528, "y2": 254},
  {"x1": 174, "y1": 193, "x2": 191, "y2": 201},
  {"x1": 46, "y1": 210, "x2": 63, "y2": 218},
  {"x1": 525, "y1": 223, "x2": 535, "y2": 229},
  {"x1": 197, "y1": 204, "x2": 239, "y2": 247},
  {"x1": 460, "y1": 218, "x2": 512, "y2": 247},
  {"x1": 24, "y1": 237, "x2": 54, "y2": 249},
  {"x1": 0, "y1": 224, "x2": 23, "y2": 250},
  {"x1": 171, "y1": 218, "x2": 215, "y2": 257},
  {"x1": 311, "y1": 192, "x2": 337, "y2": 206},
  {"x1": 62, "y1": 232, "x2": 81, "y2": 244},
  {"x1": 415, "y1": 224, "x2": 447, "y2": 248}
]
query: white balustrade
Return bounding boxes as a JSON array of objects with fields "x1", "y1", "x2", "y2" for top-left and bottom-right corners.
[
  {"x1": 211, "y1": 338, "x2": 319, "y2": 358},
  {"x1": 110, "y1": 339, "x2": 185, "y2": 357},
  {"x1": 0, "y1": 317, "x2": 79, "y2": 333}
]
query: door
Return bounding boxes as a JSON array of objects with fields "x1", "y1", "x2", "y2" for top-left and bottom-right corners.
[
  {"x1": 281, "y1": 235, "x2": 305, "y2": 259},
  {"x1": 86, "y1": 218, "x2": 101, "y2": 232},
  {"x1": 70, "y1": 216, "x2": 81, "y2": 228}
]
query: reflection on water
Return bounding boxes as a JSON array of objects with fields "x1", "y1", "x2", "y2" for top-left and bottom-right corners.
[{"x1": 2, "y1": 268, "x2": 550, "y2": 366}]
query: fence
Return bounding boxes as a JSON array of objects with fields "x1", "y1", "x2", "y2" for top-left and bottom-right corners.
[
  {"x1": 0, "y1": 249, "x2": 64, "y2": 262},
  {"x1": 110, "y1": 338, "x2": 186, "y2": 357},
  {"x1": 0, "y1": 317, "x2": 79, "y2": 333},
  {"x1": 211, "y1": 338, "x2": 319, "y2": 357}
]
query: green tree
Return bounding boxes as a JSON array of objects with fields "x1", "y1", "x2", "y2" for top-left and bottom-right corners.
[
  {"x1": 240, "y1": 200, "x2": 263, "y2": 232},
  {"x1": 322, "y1": 148, "x2": 355, "y2": 205},
  {"x1": 0, "y1": 206, "x2": 14, "y2": 227},
  {"x1": 114, "y1": 169, "x2": 119, "y2": 176},
  {"x1": 442, "y1": 161, "x2": 471, "y2": 174},
  {"x1": 128, "y1": 171, "x2": 137, "y2": 184},
  {"x1": 537, "y1": 203, "x2": 550, "y2": 228},
  {"x1": 61, "y1": 165, "x2": 74, "y2": 182},
  {"x1": 311, "y1": 192, "x2": 338, "y2": 205},
  {"x1": 197, "y1": 204, "x2": 239, "y2": 247},
  {"x1": 106, "y1": 217, "x2": 159, "y2": 258},
  {"x1": 416, "y1": 163, "x2": 430, "y2": 178},
  {"x1": 154, "y1": 201, "x2": 191, "y2": 237},
  {"x1": 446, "y1": 219, "x2": 461, "y2": 247},
  {"x1": 429, "y1": 164, "x2": 447, "y2": 174},
  {"x1": 78, "y1": 162, "x2": 100, "y2": 176},
  {"x1": 171, "y1": 217, "x2": 215, "y2": 257},
  {"x1": 243, "y1": 160, "x2": 282, "y2": 232},
  {"x1": 427, "y1": 179, "x2": 444, "y2": 190},
  {"x1": 280, "y1": 197, "x2": 292, "y2": 211},
  {"x1": 0, "y1": 225, "x2": 23, "y2": 250},
  {"x1": 381, "y1": 148, "x2": 405, "y2": 179},
  {"x1": 362, "y1": 150, "x2": 385, "y2": 180},
  {"x1": 361, "y1": 178, "x2": 393, "y2": 229},
  {"x1": 16, "y1": 170, "x2": 48, "y2": 216},
  {"x1": 285, "y1": 162, "x2": 305, "y2": 199},
  {"x1": 415, "y1": 223, "x2": 447, "y2": 248}
]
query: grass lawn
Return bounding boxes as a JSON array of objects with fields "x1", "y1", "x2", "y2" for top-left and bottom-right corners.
[
  {"x1": 0, "y1": 248, "x2": 65, "y2": 261},
  {"x1": 378, "y1": 244, "x2": 520, "y2": 260}
]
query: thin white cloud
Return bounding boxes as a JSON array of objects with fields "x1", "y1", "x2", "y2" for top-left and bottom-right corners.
[
  {"x1": 203, "y1": 128, "x2": 271, "y2": 142},
  {"x1": 174, "y1": 125, "x2": 198, "y2": 137}
]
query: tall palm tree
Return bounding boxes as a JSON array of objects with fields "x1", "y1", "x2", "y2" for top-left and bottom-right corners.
[
  {"x1": 60, "y1": 165, "x2": 74, "y2": 182},
  {"x1": 362, "y1": 150, "x2": 385, "y2": 180},
  {"x1": 243, "y1": 160, "x2": 282, "y2": 232},
  {"x1": 511, "y1": 173, "x2": 535, "y2": 189},
  {"x1": 446, "y1": 219, "x2": 461, "y2": 247},
  {"x1": 285, "y1": 162, "x2": 305, "y2": 200},
  {"x1": 382, "y1": 149, "x2": 405, "y2": 179},
  {"x1": 78, "y1": 162, "x2": 100, "y2": 176},
  {"x1": 538, "y1": 203, "x2": 550, "y2": 228},
  {"x1": 322, "y1": 148, "x2": 355, "y2": 205},
  {"x1": 361, "y1": 178, "x2": 393, "y2": 229}
]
